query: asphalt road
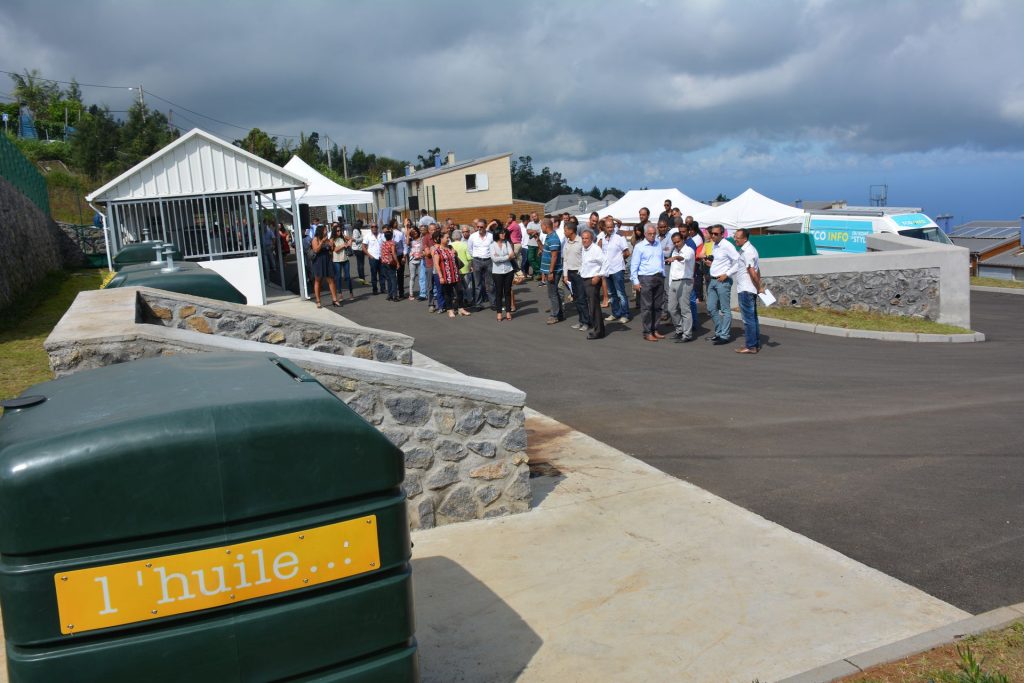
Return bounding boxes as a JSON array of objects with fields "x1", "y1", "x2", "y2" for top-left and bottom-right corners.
[{"x1": 333, "y1": 280, "x2": 1024, "y2": 614}]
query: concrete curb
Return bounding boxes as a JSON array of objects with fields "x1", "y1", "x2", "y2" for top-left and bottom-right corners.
[
  {"x1": 755, "y1": 315, "x2": 985, "y2": 343},
  {"x1": 972, "y1": 285, "x2": 1024, "y2": 296},
  {"x1": 777, "y1": 602, "x2": 1024, "y2": 682}
]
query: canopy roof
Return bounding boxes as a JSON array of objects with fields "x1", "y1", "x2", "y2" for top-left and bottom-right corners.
[
  {"x1": 695, "y1": 188, "x2": 806, "y2": 231},
  {"x1": 86, "y1": 128, "x2": 307, "y2": 203},
  {"x1": 281, "y1": 156, "x2": 374, "y2": 206},
  {"x1": 578, "y1": 188, "x2": 708, "y2": 223}
]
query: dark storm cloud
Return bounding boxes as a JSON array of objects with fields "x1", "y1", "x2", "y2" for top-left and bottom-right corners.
[{"x1": 2, "y1": 0, "x2": 1023, "y2": 168}]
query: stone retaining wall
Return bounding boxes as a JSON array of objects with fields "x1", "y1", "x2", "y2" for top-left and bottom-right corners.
[
  {"x1": 0, "y1": 176, "x2": 83, "y2": 310},
  {"x1": 758, "y1": 235, "x2": 971, "y2": 328},
  {"x1": 763, "y1": 268, "x2": 940, "y2": 319},
  {"x1": 45, "y1": 287, "x2": 529, "y2": 529},
  {"x1": 138, "y1": 289, "x2": 413, "y2": 364}
]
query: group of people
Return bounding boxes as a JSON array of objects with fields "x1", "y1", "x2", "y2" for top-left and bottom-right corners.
[{"x1": 295, "y1": 199, "x2": 766, "y2": 353}]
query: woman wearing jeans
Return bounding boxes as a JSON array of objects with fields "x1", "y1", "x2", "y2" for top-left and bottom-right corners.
[
  {"x1": 490, "y1": 227, "x2": 514, "y2": 321},
  {"x1": 331, "y1": 224, "x2": 353, "y2": 301},
  {"x1": 406, "y1": 226, "x2": 423, "y2": 300}
]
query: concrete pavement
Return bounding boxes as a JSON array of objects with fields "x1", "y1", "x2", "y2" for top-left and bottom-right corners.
[
  {"x1": 410, "y1": 408, "x2": 967, "y2": 682},
  {"x1": 334, "y1": 284, "x2": 1024, "y2": 614}
]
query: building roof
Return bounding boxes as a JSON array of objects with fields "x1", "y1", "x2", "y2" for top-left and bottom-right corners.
[
  {"x1": 953, "y1": 220, "x2": 1019, "y2": 230},
  {"x1": 980, "y1": 248, "x2": 1024, "y2": 268},
  {"x1": 815, "y1": 205, "x2": 923, "y2": 216},
  {"x1": 545, "y1": 193, "x2": 622, "y2": 215},
  {"x1": 86, "y1": 128, "x2": 307, "y2": 203},
  {"x1": 949, "y1": 236, "x2": 1019, "y2": 254},
  {"x1": 950, "y1": 221, "x2": 1020, "y2": 239},
  {"x1": 381, "y1": 152, "x2": 511, "y2": 187},
  {"x1": 797, "y1": 200, "x2": 847, "y2": 211}
]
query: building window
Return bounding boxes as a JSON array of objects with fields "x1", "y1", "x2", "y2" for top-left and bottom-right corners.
[{"x1": 465, "y1": 172, "x2": 488, "y2": 192}]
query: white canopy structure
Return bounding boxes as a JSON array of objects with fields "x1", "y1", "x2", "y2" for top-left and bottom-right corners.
[
  {"x1": 86, "y1": 128, "x2": 312, "y2": 303},
  {"x1": 279, "y1": 156, "x2": 373, "y2": 207},
  {"x1": 577, "y1": 188, "x2": 708, "y2": 223},
  {"x1": 694, "y1": 188, "x2": 806, "y2": 232}
]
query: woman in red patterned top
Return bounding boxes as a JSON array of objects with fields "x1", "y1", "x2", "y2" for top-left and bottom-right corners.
[{"x1": 432, "y1": 231, "x2": 470, "y2": 318}]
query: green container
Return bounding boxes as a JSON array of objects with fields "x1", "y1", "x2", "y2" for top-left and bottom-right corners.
[
  {"x1": 104, "y1": 266, "x2": 247, "y2": 305},
  {"x1": 748, "y1": 232, "x2": 818, "y2": 259},
  {"x1": 113, "y1": 243, "x2": 184, "y2": 271},
  {"x1": 0, "y1": 353, "x2": 417, "y2": 682}
]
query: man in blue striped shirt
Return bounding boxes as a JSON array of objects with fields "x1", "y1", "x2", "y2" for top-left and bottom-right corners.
[{"x1": 630, "y1": 224, "x2": 667, "y2": 341}]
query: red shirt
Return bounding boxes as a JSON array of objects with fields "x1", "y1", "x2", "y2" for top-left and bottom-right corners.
[{"x1": 508, "y1": 221, "x2": 523, "y2": 245}]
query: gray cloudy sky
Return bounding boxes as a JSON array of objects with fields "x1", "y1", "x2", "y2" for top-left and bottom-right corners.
[{"x1": 2, "y1": 0, "x2": 1023, "y2": 220}]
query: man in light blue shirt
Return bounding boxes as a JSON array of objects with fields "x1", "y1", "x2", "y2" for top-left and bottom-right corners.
[{"x1": 630, "y1": 225, "x2": 667, "y2": 341}]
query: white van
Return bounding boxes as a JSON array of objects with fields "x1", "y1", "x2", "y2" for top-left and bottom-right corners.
[{"x1": 803, "y1": 212, "x2": 952, "y2": 253}]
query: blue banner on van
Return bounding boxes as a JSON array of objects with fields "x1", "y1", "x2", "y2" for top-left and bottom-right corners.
[
  {"x1": 807, "y1": 218, "x2": 872, "y2": 253},
  {"x1": 888, "y1": 213, "x2": 933, "y2": 229}
]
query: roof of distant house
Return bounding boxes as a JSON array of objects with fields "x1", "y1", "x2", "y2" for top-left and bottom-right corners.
[
  {"x1": 544, "y1": 193, "x2": 621, "y2": 215},
  {"x1": 796, "y1": 200, "x2": 847, "y2": 211},
  {"x1": 979, "y1": 248, "x2": 1024, "y2": 268},
  {"x1": 949, "y1": 235, "x2": 1019, "y2": 254}
]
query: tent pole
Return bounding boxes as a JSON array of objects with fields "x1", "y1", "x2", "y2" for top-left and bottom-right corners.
[{"x1": 292, "y1": 188, "x2": 309, "y2": 299}]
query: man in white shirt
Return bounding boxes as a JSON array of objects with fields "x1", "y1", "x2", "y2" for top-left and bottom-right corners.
[
  {"x1": 600, "y1": 217, "x2": 631, "y2": 323},
  {"x1": 705, "y1": 224, "x2": 743, "y2": 344},
  {"x1": 525, "y1": 212, "x2": 542, "y2": 279},
  {"x1": 579, "y1": 228, "x2": 606, "y2": 339},
  {"x1": 561, "y1": 222, "x2": 588, "y2": 330},
  {"x1": 466, "y1": 219, "x2": 495, "y2": 308},
  {"x1": 417, "y1": 209, "x2": 434, "y2": 228},
  {"x1": 362, "y1": 223, "x2": 385, "y2": 295},
  {"x1": 733, "y1": 228, "x2": 764, "y2": 354},
  {"x1": 666, "y1": 231, "x2": 696, "y2": 342}
]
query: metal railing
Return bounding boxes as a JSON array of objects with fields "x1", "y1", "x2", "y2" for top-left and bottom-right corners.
[{"x1": 0, "y1": 134, "x2": 50, "y2": 216}]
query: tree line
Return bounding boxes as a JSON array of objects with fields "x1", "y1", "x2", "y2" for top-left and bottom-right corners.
[{"x1": 3, "y1": 68, "x2": 620, "y2": 205}]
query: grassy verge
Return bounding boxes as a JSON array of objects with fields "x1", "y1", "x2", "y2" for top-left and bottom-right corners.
[
  {"x1": 840, "y1": 621, "x2": 1023, "y2": 682},
  {"x1": 971, "y1": 276, "x2": 1024, "y2": 290},
  {"x1": 0, "y1": 269, "x2": 105, "y2": 401},
  {"x1": 758, "y1": 306, "x2": 972, "y2": 335}
]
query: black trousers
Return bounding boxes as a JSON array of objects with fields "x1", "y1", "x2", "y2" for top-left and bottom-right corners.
[
  {"x1": 639, "y1": 274, "x2": 665, "y2": 335},
  {"x1": 584, "y1": 278, "x2": 605, "y2": 337},
  {"x1": 441, "y1": 281, "x2": 464, "y2": 311},
  {"x1": 568, "y1": 270, "x2": 589, "y2": 326},
  {"x1": 397, "y1": 260, "x2": 406, "y2": 297},
  {"x1": 492, "y1": 271, "x2": 513, "y2": 313}
]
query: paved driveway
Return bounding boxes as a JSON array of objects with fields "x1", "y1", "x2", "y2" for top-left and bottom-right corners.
[{"x1": 334, "y1": 285, "x2": 1024, "y2": 613}]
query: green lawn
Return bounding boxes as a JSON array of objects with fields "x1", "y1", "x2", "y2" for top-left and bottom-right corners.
[
  {"x1": 0, "y1": 269, "x2": 106, "y2": 401},
  {"x1": 758, "y1": 305, "x2": 972, "y2": 335},
  {"x1": 971, "y1": 276, "x2": 1024, "y2": 290}
]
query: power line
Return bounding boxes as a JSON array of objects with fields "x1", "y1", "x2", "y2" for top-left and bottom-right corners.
[
  {"x1": 144, "y1": 90, "x2": 297, "y2": 139},
  {"x1": 1, "y1": 67, "x2": 299, "y2": 139},
  {"x1": 0, "y1": 67, "x2": 132, "y2": 90}
]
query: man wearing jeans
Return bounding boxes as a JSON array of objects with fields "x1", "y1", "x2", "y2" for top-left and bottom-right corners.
[
  {"x1": 540, "y1": 218, "x2": 563, "y2": 323},
  {"x1": 733, "y1": 228, "x2": 764, "y2": 354},
  {"x1": 362, "y1": 223, "x2": 385, "y2": 295},
  {"x1": 705, "y1": 224, "x2": 742, "y2": 345},
  {"x1": 666, "y1": 231, "x2": 696, "y2": 342},
  {"x1": 467, "y1": 219, "x2": 494, "y2": 308},
  {"x1": 630, "y1": 224, "x2": 667, "y2": 342},
  {"x1": 600, "y1": 217, "x2": 631, "y2": 323}
]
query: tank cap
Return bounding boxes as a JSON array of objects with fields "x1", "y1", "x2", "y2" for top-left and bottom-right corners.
[{"x1": 1, "y1": 396, "x2": 47, "y2": 409}]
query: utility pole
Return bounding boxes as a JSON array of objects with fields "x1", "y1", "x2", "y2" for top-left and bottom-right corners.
[
  {"x1": 342, "y1": 144, "x2": 348, "y2": 179},
  {"x1": 324, "y1": 134, "x2": 332, "y2": 170}
]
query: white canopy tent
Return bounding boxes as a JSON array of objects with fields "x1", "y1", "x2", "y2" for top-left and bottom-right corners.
[
  {"x1": 694, "y1": 188, "x2": 806, "y2": 233},
  {"x1": 277, "y1": 156, "x2": 374, "y2": 207},
  {"x1": 576, "y1": 188, "x2": 708, "y2": 223}
]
